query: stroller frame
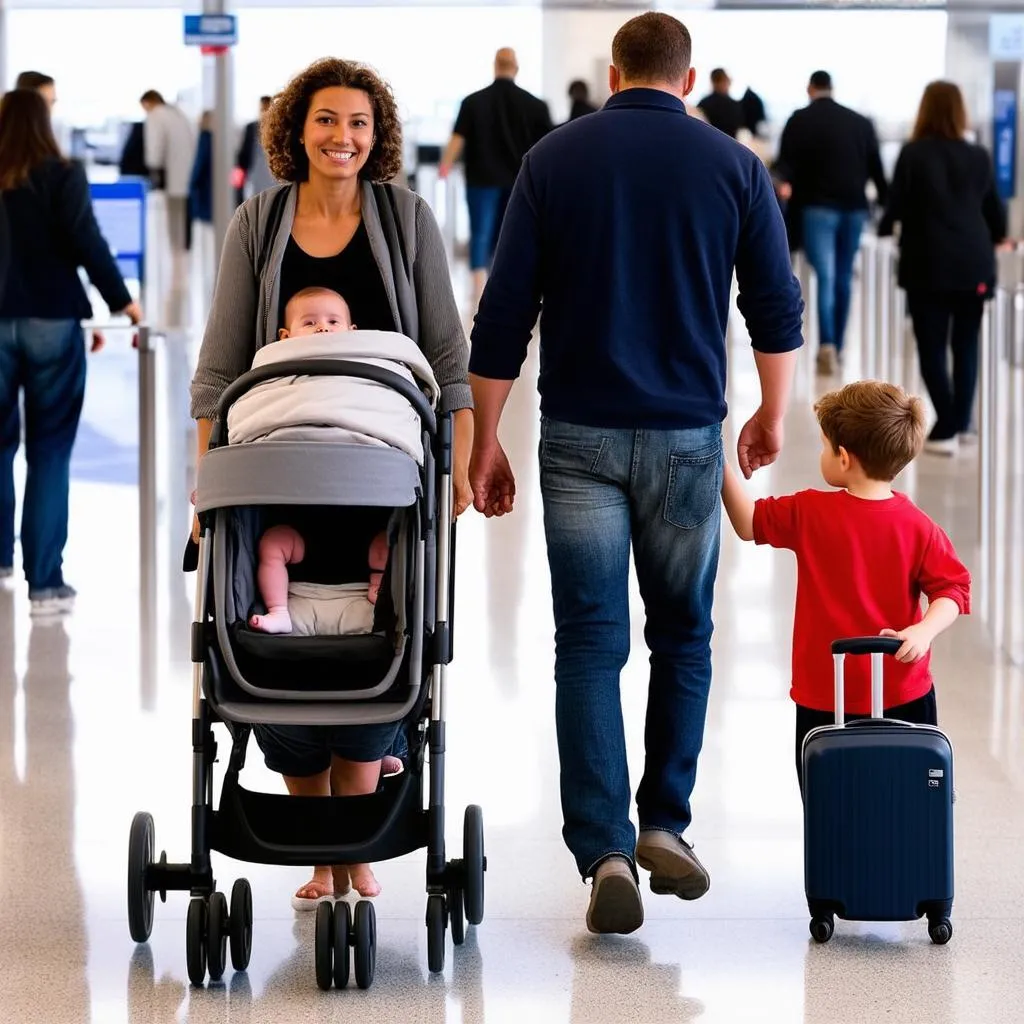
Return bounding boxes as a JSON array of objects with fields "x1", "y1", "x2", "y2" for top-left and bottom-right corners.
[{"x1": 127, "y1": 359, "x2": 485, "y2": 989}]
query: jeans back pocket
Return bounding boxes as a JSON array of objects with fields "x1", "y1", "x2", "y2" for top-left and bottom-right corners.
[{"x1": 663, "y1": 443, "x2": 723, "y2": 530}]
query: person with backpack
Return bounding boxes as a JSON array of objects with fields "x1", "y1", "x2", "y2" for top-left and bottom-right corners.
[{"x1": 0, "y1": 89, "x2": 142, "y2": 614}]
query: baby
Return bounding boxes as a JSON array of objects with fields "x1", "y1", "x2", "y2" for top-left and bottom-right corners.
[{"x1": 249, "y1": 287, "x2": 389, "y2": 635}]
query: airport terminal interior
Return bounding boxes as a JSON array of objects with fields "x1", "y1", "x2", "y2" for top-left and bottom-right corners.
[{"x1": 1, "y1": 1, "x2": 1024, "y2": 1021}]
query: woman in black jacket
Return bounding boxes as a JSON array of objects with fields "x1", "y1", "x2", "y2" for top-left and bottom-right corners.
[
  {"x1": 879, "y1": 80, "x2": 1007, "y2": 456},
  {"x1": 0, "y1": 89, "x2": 142, "y2": 614}
]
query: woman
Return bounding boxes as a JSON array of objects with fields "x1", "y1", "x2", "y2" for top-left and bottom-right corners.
[
  {"x1": 0, "y1": 89, "x2": 142, "y2": 614},
  {"x1": 879, "y1": 81, "x2": 1007, "y2": 456},
  {"x1": 189, "y1": 59, "x2": 473, "y2": 907}
]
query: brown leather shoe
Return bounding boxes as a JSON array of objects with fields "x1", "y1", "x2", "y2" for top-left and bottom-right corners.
[
  {"x1": 635, "y1": 830, "x2": 711, "y2": 900},
  {"x1": 585, "y1": 856, "x2": 644, "y2": 935}
]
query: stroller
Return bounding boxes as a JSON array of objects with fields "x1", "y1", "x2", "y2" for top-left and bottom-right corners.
[{"x1": 126, "y1": 347, "x2": 486, "y2": 990}]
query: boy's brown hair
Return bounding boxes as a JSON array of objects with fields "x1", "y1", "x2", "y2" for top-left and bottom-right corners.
[{"x1": 814, "y1": 381, "x2": 925, "y2": 481}]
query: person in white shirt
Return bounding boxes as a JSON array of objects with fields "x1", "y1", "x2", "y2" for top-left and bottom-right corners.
[{"x1": 140, "y1": 89, "x2": 196, "y2": 255}]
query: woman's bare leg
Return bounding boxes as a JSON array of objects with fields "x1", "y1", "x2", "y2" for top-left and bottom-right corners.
[
  {"x1": 283, "y1": 770, "x2": 335, "y2": 900},
  {"x1": 330, "y1": 756, "x2": 384, "y2": 896}
]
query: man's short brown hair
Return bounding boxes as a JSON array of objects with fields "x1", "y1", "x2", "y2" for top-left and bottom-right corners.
[
  {"x1": 814, "y1": 381, "x2": 926, "y2": 481},
  {"x1": 261, "y1": 58, "x2": 402, "y2": 184},
  {"x1": 611, "y1": 13, "x2": 692, "y2": 85}
]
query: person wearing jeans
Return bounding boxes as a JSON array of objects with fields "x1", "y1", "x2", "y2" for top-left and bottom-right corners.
[
  {"x1": 541, "y1": 419, "x2": 723, "y2": 874},
  {"x1": 467, "y1": 13, "x2": 803, "y2": 935},
  {"x1": 464, "y1": 185, "x2": 512, "y2": 276},
  {"x1": 801, "y1": 206, "x2": 868, "y2": 367},
  {"x1": 0, "y1": 320, "x2": 86, "y2": 596},
  {"x1": 775, "y1": 70, "x2": 888, "y2": 375},
  {"x1": 0, "y1": 88, "x2": 141, "y2": 613},
  {"x1": 878, "y1": 80, "x2": 1007, "y2": 456}
]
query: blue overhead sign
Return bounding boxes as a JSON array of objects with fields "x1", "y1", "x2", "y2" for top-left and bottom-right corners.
[{"x1": 184, "y1": 13, "x2": 237, "y2": 47}]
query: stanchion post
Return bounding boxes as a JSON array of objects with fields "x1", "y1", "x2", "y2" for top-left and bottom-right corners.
[
  {"x1": 138, "y1": 326, "x2": 158, "y2": 707},
  {"x1": 876, "y1": 242, "x2": 891, "y2": 382},
  {"x1": 862, "y1": 237, "x2": 877, "y2": 379}
]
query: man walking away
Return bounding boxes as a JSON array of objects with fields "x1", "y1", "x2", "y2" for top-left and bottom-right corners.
[
  {"x1": 439, "y1": 48, "x2": 553, "y2": 304},
  {"x1": 775, "y1": 71, "x2": 889, "y2": 375},
  {"x1": 697, "y1": 68, "x2": 744, "y2": 138},
  {"x1": 468, "y1": 13, "x2": 803, "y2": 935},
  {"x1": 139, "y1": 89, "x2": 197, "y2": 269}
]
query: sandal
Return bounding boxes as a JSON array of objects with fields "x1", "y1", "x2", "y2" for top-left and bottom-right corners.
[{"x1": 291, "y1": 879, "x2": 335, "y2": 912}]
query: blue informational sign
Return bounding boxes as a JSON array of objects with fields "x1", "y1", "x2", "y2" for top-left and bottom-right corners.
[
  {"x1": 993, "y1": 89, "x2": 1017, "y2": 201},
  {"x1": 90, "y1": 178, "x2": 147, "y2": 283},
  {"x1": 183, "y1": 13, "x2": 237, "y2": 47}
]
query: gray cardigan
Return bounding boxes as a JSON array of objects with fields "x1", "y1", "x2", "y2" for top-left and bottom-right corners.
[{"x1": 190, "y1": 180, "x2": 472, "y2": 421}]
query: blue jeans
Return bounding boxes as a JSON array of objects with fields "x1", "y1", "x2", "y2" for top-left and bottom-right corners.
[
  {"x1": 465, "y1": 185, "x2": 512, "y2": 271},
  {"x1": 539, "y1": 418, "x2": 723, "y2": 878},
  {"x1": 802, "y1": 207, "x2": 868, "y2": 352},
  {"x1": 0, "y1": 319, "x2": 85, "y2": 589}
]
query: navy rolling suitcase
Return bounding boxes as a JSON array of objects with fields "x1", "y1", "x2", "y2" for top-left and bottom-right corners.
[{"x1": 803, "y1": 637, "x2": 954, "y2": 945}]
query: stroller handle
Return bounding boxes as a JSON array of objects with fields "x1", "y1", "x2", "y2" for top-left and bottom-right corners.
[{"x1": 211, "y1": 359, "x2": 438, "y2": 446}]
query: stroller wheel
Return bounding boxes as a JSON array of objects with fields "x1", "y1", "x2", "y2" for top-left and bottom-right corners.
[
  {"x1": 314, "y1": 901, "x2": 334, "y2": 991},
  {"x1": 353, "y1": 900, "x2": 376, "y2": 990},
  {"x1": 463, "y1": 805, "x2": 485, "y2": 926},
  {"x1": 127, "y1": 812, "x2": 156, "y2": 943},
  {"x1": 333, "y1": 900, "x2": 352, "y2": 990},
  {"x1": 449, "y1": 887, "x2": 465, "y2": 947},
  {"x1": 186, "y1": 898, "x2": 208, "y2": 987},
  {"x1": 229, "y1": 879, "x2": 253, "y2": 971},
  {"x1": 207, "y1": 892, "x2": 229, "y2": 982},
  {"x1": 426, "y1": 893, "x2": 446, "y2": 974}
]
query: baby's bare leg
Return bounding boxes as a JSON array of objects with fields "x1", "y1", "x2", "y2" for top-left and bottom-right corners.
[
  {"x1": 367, "y1": 531, "x2": 389, "y2": 605},
  {"x1": 251, "y1": 525, "x2": 305, "y2": 633},
  {"x1": 330, "y1": 756, "x2": 384, "y2": 897}
]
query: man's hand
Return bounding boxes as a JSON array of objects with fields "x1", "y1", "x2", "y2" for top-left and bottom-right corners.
[
  {"x1": 776, "y1": 181, "x2": 793, "y2": 201},
  {"x1": 737, "y1": 409, "x2": 784, "y2": 479},
  {"x1": 470, "y1": 440, "x2": 516, "y2": 517},
  {"x1": 90, "y1": 330, "x2": 105, "y2": 353},
  {"x1": 880, "y1": 624, "x2": 933, "y2": 664}
]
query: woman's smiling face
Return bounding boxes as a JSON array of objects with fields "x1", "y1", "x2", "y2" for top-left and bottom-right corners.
[{"x1": 302, "y1": 86, "x2": 374, "y2": 182}]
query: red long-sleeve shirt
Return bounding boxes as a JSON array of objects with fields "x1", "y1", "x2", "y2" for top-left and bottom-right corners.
[{"x1": 753, "y1": 489, "x2": 971, "y2": 713}]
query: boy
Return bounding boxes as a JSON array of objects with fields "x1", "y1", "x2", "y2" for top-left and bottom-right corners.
[{"x1": 721, "y1": 381, "x2": 971, "y2": 788}]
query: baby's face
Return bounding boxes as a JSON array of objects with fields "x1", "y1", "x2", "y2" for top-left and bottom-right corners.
[{"x1": 283, "y1": 295, "x2": 354, "y2": 337}]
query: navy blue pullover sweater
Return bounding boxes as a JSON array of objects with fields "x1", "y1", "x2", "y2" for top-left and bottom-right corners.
[{"x1": 468, "y1": 89, "x2": 804, "y2": 429}]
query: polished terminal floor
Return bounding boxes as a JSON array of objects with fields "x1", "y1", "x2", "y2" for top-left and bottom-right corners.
[{"x1": 2, "y1": 267, "x2": 1023, "y2": 1024}]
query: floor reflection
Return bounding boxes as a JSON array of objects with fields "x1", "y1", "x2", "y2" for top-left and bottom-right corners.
[{"x1": 0, "y1": 599, "x2": 91, "y2": 1022}]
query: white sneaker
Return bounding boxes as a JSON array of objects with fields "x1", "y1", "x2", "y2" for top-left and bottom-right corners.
[
  {"x1": 924, "y1": 438, "x2": 958, "y2": 457},
  {"x1": 29, "y1": 584, "x2": 77, "y2": 617}
]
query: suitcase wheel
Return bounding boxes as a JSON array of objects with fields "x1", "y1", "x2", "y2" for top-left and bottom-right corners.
[
  {"x1": 928, "y1": 918, "x2": 953, "y2": 945},
  {"x1": 809, "y1": 915, "x2": 834, "y2": 943}
]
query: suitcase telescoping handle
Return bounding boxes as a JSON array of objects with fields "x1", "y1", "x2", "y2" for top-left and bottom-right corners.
[{"x1": 830, "y1": 637, "x2": 904, "y2": 725}]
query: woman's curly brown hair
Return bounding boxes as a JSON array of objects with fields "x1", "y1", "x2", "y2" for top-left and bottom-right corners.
[{"x1": 262, "y1": 58, "x2": 403, "y2": 183}]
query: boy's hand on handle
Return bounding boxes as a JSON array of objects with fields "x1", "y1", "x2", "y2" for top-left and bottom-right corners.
[
  {"x1": 470, "y1": 440, "x2": 516, "y2": 518},
  {"x1": 737, "y1": 409, "x2": 784, "y2": 479},
  {"x1": 879, "y1": 625, "x2": 932, "y2": 664}
]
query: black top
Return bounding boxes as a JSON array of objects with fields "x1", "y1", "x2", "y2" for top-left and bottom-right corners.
[
  {"x1": 277, "y1": 220, "x2": 395, "y2": 332},
  {"x1": 0, "y1": 158, "x2": 132, "y2": 319},
  {"x1": 569, "y1": 99, "x2": 598, "y2": 121},
  {"x1": 697, "y1": 92, "x2": 745, "y2": 138},
  {"x1": 740, "y1": 88, "x2": 767, "y2": 135},
  {"x1": 776, "y1": 97, "x2": 889, "y2": 211},
  {"x1": 235, "y1": 120, "x2": 259, "y2": 173},
  {"x1": 453, "y1": 78, "x2": 554, "y2": 188},
  {"x1": 878, "y1": 137, "x2": 1006, "y2": 295}
]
